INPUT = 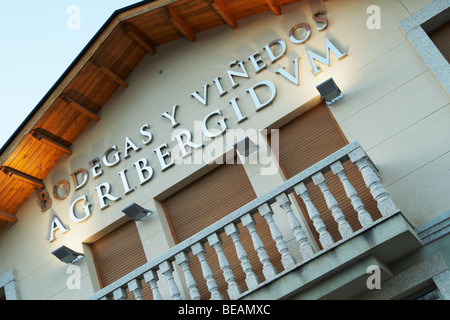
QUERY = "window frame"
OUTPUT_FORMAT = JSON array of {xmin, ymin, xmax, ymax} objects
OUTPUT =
[
  {"xmin": 400, "ymin": 0, "xmax": 450, "ymax": 94},
  {"xmin": 0, "ymin": 269, "xmax": 20, "ymax": 300}
]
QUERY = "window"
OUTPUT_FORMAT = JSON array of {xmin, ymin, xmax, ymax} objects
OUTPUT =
[
  {"xmin": 272, "ymin": 103, "xmax": 380, "ymax": 244},
  {"xmin": 427, "ymin": 20, "xmax": 450, "ymax": 62},
  {"xmin": 403, "ymin": 285, "xmax": 441, "ymax": 300},
  {"xmin": 400, "ymin": 1, "xmax": 450, "ymax": 94},
  {"xmin": 90, "ymin": 220, "xmax": 152, "ymax": 299},
  {"xmin": 162, "ymin": 162, "xmax": 282, "ymax": 299}
]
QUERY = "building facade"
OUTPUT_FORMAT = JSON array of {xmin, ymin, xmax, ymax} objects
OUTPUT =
[{"xmin": 1, "ymin": 0, "xmax": 450, "ymax": 300}]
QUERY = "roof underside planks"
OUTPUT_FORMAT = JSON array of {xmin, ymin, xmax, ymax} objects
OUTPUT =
[{"xmin": 0, "ymin": 0, "xmax": 306, "ymax": 231}]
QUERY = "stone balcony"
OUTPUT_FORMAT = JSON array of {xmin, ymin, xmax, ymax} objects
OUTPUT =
[{"xmin": 87, "ymin": 141, "xmax": 422, "ymax": 300}]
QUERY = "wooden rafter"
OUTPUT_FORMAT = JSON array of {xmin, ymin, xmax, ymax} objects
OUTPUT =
[
  {"xmin": 0, "ymin": 166, "xmax": 45, "ymax": 190},
  {"xmin": 0, "ymin": 0, "xmax": 307, "ymax": 233},
  {"xmin": 117, "ymin": 0, "xmax": 179, "ymax": 21},
  {"xmin": 265, "ymin": 0, "xmax": 281, "ymax": 16},
  {"xmin": 122, "ymin": 23, "xmax": 157, "ymax": 55},
  {"xmin": 212, "ymin": 0, "xmax": 237, "ymax": 29},
  {"xmin": 0, "ymin": 211, "xmax": 18, "ymax": 224},
  {"xmin": 0, "ymin": 9, "xmax": 123, "ymax": 167},
  {"xmin": 91, "ymin": 60, "xmax": 129, "ymax": 88},
  {"xmin": 30, "ymin": 130, "xmax": 72, "ymax": 155},
  {"xmin": 61, "ymin": 95, "xmax": 101, "ymax": 122},
  {"xmin": 167, "ymin": 5, "xmax": 196, "ymax": 42}
]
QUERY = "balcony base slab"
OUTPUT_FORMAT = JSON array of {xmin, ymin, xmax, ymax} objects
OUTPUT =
[{"xmin": 241, "ymin": 212, "xmax": 423, "ymax": 300}]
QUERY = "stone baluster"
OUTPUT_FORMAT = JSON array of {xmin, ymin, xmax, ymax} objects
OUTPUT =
[
  {"xmin": 275, "ymin": 193, "xmax": 315, "ymax": 260},
  {"xmin": 241, "ymin": 213, "xmax": 277, "ymax": 281},
  {"xmin": 127, "ymin": 279, "xmax": 143, "ymax": 300},
  {"xmin": 191, "ymin": 242, "xmax": 224, "ymax": 300},
  {"xmin": 159, "ymin": 261, "xmax": 182, "ymax": 300},
  {"xmin": 113, "ymin": 287, "xmax": 128, "ymax": 300},
  {"xmin": 143, "ymin": 269, "xmax": 163, "ymax": 300},
  {"xmin": 225, "ymin": 222, "xmax": 260, "ymax": 290},
  {"xmin": 258, "ymin": 203, "xmax": 296, "ymax": 270},
  {"xmin": 294, "ymin": 182, "xmax": 334, "ymax": 249},
  {"xmin": 330, "ymin": 160, "xmax": 374, "ymax": 228},
  {"xmin": 349, "ymin": 147, "xmax": 400, "ymax": 217},
  {"xmin": 312, "ymin": 172, "xmax": 354, "ymax": 239},
  {"xmin": 207, "ymin": 232, "xmax": 242, "ymax": 299},
  {"xmin": 175, "ymin": 251, "xmax": 201, "ymax": 300}
]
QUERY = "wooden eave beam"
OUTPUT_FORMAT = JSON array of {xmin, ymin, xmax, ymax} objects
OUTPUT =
[
  {"xmin": 0, "ymin": 166, "xmax": 45, "ymax": 190},
  {"xmin": 0, "ymin": 211, "xmax": 18, "ymax": 224},
  {"xmin": 30, "ymin": 130, "xmax": 72, "ymax": 156},
  {"xmin": 118, "ymin": 0, "xmax": 179, "ymax": 21},
  {"xmin": 122, "ymin": 23, "xmax": 157, "ymax": 55},
  {"xmin": 0, "ymin": 14, "xmax": 123, "ymax": 166},
  {"xmin": 212, "ymin": 0, "xmax": 237, "ymax": 29},
  {"xmin": 265, "ymin": 0, "xmax": 281, "ymax": 16},
  {"xmin": 61, "ymin": 95, "xmax": 101, "ymax": 122},
  {"xmin": 167, "ymin": 5, "xmax": 196, "ymax": 42},
  {"xmin": 91, "ymin": 60, "xmax": 129, "ymax": 88}
]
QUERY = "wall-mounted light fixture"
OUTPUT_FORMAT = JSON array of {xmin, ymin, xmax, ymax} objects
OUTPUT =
[
  {"xmin": 233, "ymin": 136, "xmax": 259, "ymax": 157},
  {"xmin": 52, "ymin": 245, "xmax": 84, "ymax": 264},
  {"xmin": 122, "ymin": 202, "xmax": 152, "ymax": 221},
  {"xmin": 316, "ymin": 78, "xmax": 344, "ymax": 106}
]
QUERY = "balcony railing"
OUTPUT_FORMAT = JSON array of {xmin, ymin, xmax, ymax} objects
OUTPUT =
[{"xmin": 87, "ymin": 141, "xmax": 401, "ymax": 300}]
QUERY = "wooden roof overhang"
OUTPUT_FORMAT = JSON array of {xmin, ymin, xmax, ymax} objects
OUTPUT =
[{"xmin": 0, "ymin": 0, "xmax": 313, "ymax": 231}]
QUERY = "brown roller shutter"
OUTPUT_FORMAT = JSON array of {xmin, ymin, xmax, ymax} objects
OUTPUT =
[
  {"xmin": 429, "ymin": 22, "xmax": 450, "ymax": 63},
  {"xmin": 275, "ymin": 103, "xmax": 381, "ymax": 244},
  {"xmin": 91, "ymin": 220, "xmax": 152, "ymax": 299},
  {"xmin": 163, "ymin": 163, "xmax": 282, "ymax": 299}
]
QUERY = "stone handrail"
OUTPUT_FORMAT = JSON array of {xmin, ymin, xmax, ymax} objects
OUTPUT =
[{"xmin": 87, "ymin": 141, "xmax": 400, "ymax": 300}]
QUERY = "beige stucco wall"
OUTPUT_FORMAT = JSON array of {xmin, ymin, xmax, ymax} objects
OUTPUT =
[{"xmin": 0, "ymin": 0, "xmax": 448, "ymax": 299}]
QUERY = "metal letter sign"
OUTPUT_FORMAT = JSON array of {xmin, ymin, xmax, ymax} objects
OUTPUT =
[{"xmin": 44, "ymin": 9, "xmax": 348, "ymax": 242}]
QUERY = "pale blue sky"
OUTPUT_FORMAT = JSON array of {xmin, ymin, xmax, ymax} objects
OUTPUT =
[{"xmin": 0, "ymin": 0, "xmax": 140, "ymax": 149}]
